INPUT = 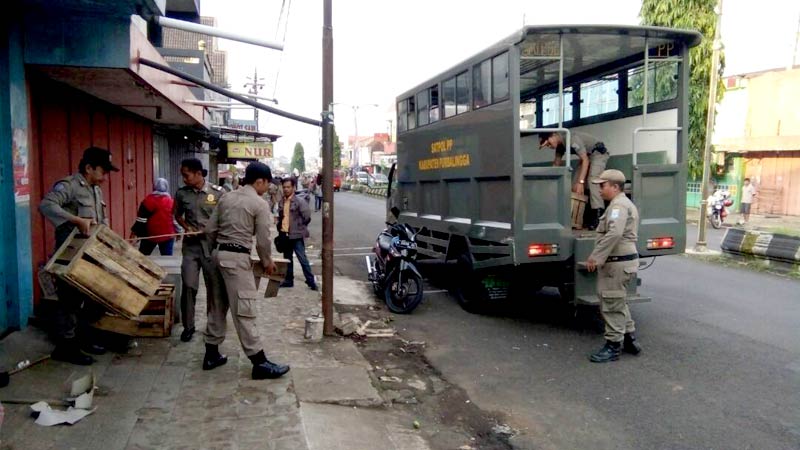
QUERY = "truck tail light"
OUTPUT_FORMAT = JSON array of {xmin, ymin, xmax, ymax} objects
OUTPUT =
[
  {"xmin": 528, "ymin": 243, "xmax": 559, "ymax": 257},
  {"xmin": 647, "ymin": 237, "xmax": 674, "ymax": 250}
]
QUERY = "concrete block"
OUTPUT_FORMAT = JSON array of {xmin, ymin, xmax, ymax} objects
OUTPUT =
[{"xmin": 292, "ymin": 366, "xmax": 382, "ymax": 406}]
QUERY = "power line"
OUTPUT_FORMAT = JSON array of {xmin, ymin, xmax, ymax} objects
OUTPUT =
[{"xmin": 272, "ymin": 0, "xmax": 292, "ymax": 99}]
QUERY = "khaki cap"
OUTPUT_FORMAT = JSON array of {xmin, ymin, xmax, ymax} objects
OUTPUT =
[{"xmin": 591, "ymin": 169, "xmax": 626, "ymax": 184}]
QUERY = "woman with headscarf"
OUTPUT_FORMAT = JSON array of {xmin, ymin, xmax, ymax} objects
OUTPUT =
[{"xmin": 131, "ymin": 178, "xmax": 177, "ymax": 255}]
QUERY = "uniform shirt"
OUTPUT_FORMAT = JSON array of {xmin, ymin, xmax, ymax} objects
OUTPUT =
[
  {"xmin": 570, "ymin": 131, "xmax": 597, "ymax": 158},
  {"xmin": 589, "ymin": 192, "xmax": 639, "ymax": 265},
  {"xmin": 741, "ymin": 184, "xmax": 756, "ymax": 204},
  {"xmin": 40, "ymin": 173, "xmax": 107, "ymax": 246},
  {"xmin": 206, "ymin": 185, "xmax": 273, "ymax": 266},
  {"xmin": 568, "ymin": 131, "xmax": 597, "ymax": 185},
  {"xmin": 174, "ymin": 181, "xmax": 224, "ymax": 230}
]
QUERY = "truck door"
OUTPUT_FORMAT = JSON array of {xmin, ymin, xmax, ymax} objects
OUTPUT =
[{"xmin": 632, "ymin": 163, "xmax": 686, "ymax": 256}]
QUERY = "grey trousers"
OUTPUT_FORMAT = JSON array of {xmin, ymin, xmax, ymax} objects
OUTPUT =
[
  {"xmin": 204, "ymin": 250, "xmax": 262, "ymax": 357},
  {"xmin": 180, "ymin": 241, "xmax": 216, "ymax": 330}
]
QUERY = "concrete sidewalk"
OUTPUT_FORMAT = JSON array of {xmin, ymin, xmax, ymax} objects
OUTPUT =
[{"xmin": 0, "ymin": 273, "xmax": 430, "ymax": 450}]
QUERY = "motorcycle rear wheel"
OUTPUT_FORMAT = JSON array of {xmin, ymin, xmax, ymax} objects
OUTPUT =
[{"xmin": 384, "ymin": 269, "xmax": 423, "ymax": 314}]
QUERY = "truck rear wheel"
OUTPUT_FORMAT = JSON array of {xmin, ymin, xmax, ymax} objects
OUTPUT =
[{"xmin": 449, "ymin": 254, "xmax": 490, "ymax": 314}]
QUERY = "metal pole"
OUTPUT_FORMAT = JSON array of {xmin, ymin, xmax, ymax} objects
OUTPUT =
[
  {"xmin": 321, "ymin": 0, "xmax": 335, "ymax": 336},
  {"xmin": 154, "ymin": 16, "xmax": 284, "ymax": 51},
  {"xmin": 138, "ymin": 58, "xmax": 321, "ymax": 126},
  {"xmin": 695, "ymin": 0, "xmax": 723, "ymax": 252}
]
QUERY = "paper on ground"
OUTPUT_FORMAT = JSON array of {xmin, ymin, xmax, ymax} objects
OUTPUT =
[{"xmin": 30, "ymin": 402, "xmax": 95, "ymax": 426}]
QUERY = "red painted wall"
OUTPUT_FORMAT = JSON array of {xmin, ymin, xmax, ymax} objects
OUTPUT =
[{"xmin": 29, "ymin": 77, "xmax": 153, "ymax": 301}]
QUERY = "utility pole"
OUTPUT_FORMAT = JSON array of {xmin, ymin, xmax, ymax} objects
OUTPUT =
[
  {"xmin": 321, "ymin": 0, "xmax": 335, "ymax": 335},
  {"xmin": 243, "ymin": 67, "xmax": 265, "ymax": 130},
  {"xmin": 695, "ymin": 0, "xmax": 724, "ymax": 252}
]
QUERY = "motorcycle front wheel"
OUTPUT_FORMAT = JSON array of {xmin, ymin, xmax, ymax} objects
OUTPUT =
[
  {"xmin": 710, "ymin": 213, "xmax": 722, "ymax": 229},
  {"xmin": 384, "ymin": 269, "xmax": 423, "ymax": 314}
]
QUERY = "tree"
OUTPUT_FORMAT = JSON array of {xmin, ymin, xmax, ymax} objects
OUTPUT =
[
  {"xmin": 333, "ymin": 128, "xmax": 343, "ymax": 169},
  {"xmin": 640, "ymin": 0, "xmax": 725, "ymax": 179},
  {"xmin": 291, "ymin": 142, "xmax": 306, "ymax": 173}
]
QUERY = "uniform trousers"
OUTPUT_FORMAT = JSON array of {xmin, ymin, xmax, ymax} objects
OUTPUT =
[
  {"xmin": 597, "ymin": 260, "xmax": 637, "ymax": 342},
  {"xmin": 180, "ymin": 240, "xmax": 216, "ymax": 330},
  {"xmin": 204, "ymin": 249, "xmax": 262, "ymax": 356}
]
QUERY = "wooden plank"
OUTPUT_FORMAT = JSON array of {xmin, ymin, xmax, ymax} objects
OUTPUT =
[
  {"xmin": 62, "ymin": 273, "xmax": 131, "ymax": 317},
  {"xmin": 92, "ymin": 315, "xmax": 167, "ymax": 337},
  {"xmin": 95, "ymin": 226, "xmax": 166, "ymax": 280},
  {"xmin": 68, "ymin": 258, "xmax": 148, "ymax": 318},
  {"xmin": 83, "ymin": 240, "xmax": 162, "ymax": 296}
]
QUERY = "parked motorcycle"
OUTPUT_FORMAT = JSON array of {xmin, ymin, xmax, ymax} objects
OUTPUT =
[
  {"xmin": 366, "ymin": 208, "xmax": 424, "ymax": 314},
  {"xmin": 706, "ymin": 189, "xmax": 733, "ymax": 229}
]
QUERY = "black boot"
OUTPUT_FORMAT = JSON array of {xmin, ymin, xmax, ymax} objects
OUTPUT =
[
  {"xmin": 180, "ymin": 327, "xmax": 195, "ymax": 342},
  {"xmin": 249, "ymin": 350, "xmax": 290, "ymax": 380},
  {"xmin": 589, "ymin": 340, "xmax": 621, "ymax": 363},
  {"xmin": 52, "ymin": 339, "xmax": 94, "ymax": 366},
  {"xmin": 81, "ymin": 342, "xmax": 107, "ymax": 355},
  {"xmin": 202, "ymin": 343, "xmax": 228, "ymax": 371},
  {"xmin": 623, "ymin": 332, "xmax": 642, "ymax": 355}
]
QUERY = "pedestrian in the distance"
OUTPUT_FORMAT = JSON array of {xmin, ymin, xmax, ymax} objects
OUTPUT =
[
  {"xmin": 203, "ymin": 162, "xmax": 290, "ymax": 379},
  {"xmin": 277, "ymin": 177, "xmax": 318, "ymax": 290},
  {"xmin": 313, "ymin": 174, "xmax": 323, "ymax": 212},
  {"xmin": 131, "ymin": 178, "xmax": 176, "ymax": 255},
  {"xmin": 739, "ymin": 178, "xmax": 757, "ymax": 224},
  {"xmin": 584, "ymin": 169, "xmax": 642, "ymax": 363}
]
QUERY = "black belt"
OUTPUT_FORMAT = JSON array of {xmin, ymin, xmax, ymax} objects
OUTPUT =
[
  {"xmin": 606, "ymin": 254, "xmax": 638, "ymax": 263},
  {"xmin": 217, "ymin": 243, "xmax": 250, "ymax": 254}
]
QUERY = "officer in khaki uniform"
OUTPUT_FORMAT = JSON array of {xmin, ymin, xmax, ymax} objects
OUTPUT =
[
  {"xmin": 39, "ymin": 146, "xmax": 119, "ymax": 365},
  {"xmin": 585, "ymin": 169, "xmax": 643, "ymax": 363},
  {"xmin": 203, "ymin": 162, "xmax": 290, "ymax": 380},
  {"xmin": 174, "ymin": 158, "xmax": 224, "ymax": 342}
]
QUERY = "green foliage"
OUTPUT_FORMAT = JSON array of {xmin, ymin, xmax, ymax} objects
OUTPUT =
[
  {"xmin": 333, "ymin": 128, "xmax": 343, "ymax": 169},
  {"xmin": 640, "ymin": 0, "xmax": 725, "ymax": 179},
  {"xmin": 291, "ymin": 142, "xmax": 306, "ymax": 173}
]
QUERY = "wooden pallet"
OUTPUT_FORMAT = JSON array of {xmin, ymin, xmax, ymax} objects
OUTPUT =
[
  {"xmin": 571, "ymin": 193, "xmax": 588, "ymax": 229},
  {"xmin": 44, "ymin": 225, "xmax": 167, "ymax": 319},
  {"xmin": 91, "ymin": 285, "xmax": 175, "ymax": 337}
]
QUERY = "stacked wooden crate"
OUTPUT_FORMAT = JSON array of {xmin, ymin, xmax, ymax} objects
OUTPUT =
[
  {"xmin": 44, "ymin": 225, "xmax": 172, "ymax": 336},
  {"xmin": 92, "ymin": 285, "xmax": 175, "ymax": 337}
]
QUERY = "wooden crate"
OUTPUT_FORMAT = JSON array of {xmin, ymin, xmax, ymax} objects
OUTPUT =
[
  {"xmin": 44, "ymin": 225, "xmax": 167, "ymax": 319},
  {"xmin": 571, "ymin": 193, "xmax": 588, "ymax": 229},
  {"xmin": 91, "ymin": 284, "xmax": 175, "ymax": 337}
]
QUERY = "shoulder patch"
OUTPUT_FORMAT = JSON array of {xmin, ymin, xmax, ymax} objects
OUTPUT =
[
  {"xmin": 610, "ymin": 208, "xmax": 621, "ymax": 220},
  {"xmin": 52, "ymin": 182, "xmax": 69, "ymax": 193}
]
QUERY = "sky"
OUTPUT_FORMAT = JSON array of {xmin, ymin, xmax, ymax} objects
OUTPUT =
[{"xmin": 201, "ymin": 0, "xmax": 800, "ymax": 162}]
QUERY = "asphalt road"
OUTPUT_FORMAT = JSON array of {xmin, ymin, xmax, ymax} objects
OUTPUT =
[{"xmin": 329, "ymin": 192, "xmax": 800, "ymax": 450}]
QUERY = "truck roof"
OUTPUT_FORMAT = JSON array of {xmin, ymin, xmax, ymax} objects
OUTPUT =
[{"xmin": 398, "ymin": 24, "xmax": 703, "ymax": 101}]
